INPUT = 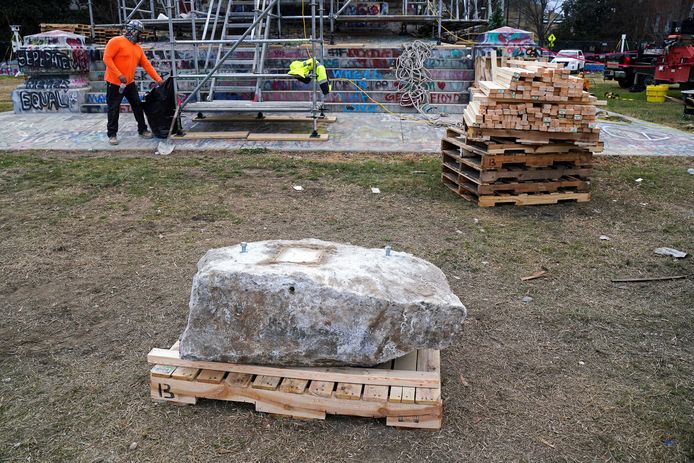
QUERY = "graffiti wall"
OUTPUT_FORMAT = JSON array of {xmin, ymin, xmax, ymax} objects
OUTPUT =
[
  {"xmin": 13, "ymin": 31, "xmax": 90, "ymax": 113},
  {"xmin": 11, "ymin": 38, "xmax": 474, "ymax": 114}
]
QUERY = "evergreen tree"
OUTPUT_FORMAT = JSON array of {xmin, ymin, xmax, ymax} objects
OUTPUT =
[{"xmin": 488, "ymin": 2, "xmax": 505, "ymax": 30}]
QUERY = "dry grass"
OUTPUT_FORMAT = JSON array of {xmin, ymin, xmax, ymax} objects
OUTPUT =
[
  {"xmin": 0, "ymin": 151, "xmax": 692, "ymax": 462},
  {"xmin": 0, "ymin": 76, "xmax": 22, "ymax": 112}
]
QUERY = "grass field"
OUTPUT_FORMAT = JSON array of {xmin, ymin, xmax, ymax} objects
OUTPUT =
[
  {"xmin": 587, "ymin": 75, "xmax": 693, "ymax": 132},
  {"xmin": 0, "ymin": 151, "xmax": 691, "ymax": 462},
  {"xmin": 0, "ymin": 76, "xmax": 22, "ymax": 112}
]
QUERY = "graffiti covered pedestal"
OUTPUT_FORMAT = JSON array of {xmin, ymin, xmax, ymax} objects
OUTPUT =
[{"xmin": 13, "ymin": 31, "xmax": 91, "ymax": 113}]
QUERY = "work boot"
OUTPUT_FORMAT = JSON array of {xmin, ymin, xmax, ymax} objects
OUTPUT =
[
  {"xmin": 108, "ymin": 136, "xmax": 119, "ymax": 145},
  {"xmin": 139, "ymin": 130, "xmax": 154, "ymax": 139}
]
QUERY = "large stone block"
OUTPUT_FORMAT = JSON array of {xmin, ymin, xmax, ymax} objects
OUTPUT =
[{"xmin": 180, "ymin": 239, "xmax": 466, "ymax": 367}]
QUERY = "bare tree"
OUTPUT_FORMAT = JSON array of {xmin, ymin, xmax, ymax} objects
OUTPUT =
[{"xmin": 515, "ymin": 0, "xmax": 563, "ymax": 46}]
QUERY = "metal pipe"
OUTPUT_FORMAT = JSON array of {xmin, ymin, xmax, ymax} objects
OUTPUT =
[
  {"xmin": 335, "ymin": 0, "xmax": 353, "ymax": 17},
  {"xmin": 310, "ymin": 0, "xmax": 318, "ymax": 136},
  {"xmin": 203, "ymin": 0, "xmax": 224, "ymax": 70},
  {"xmin": 177, "ymin": 0, "xmax": 280, "ymax": 111},
  {"xmin": 174, "ymin": 38, "xmax": 319, "ymax": 44},
  {"xmin": 166, "ymin": 0, "xmax": 179, "ymax": 104},
  {"xmin": 208, "ymin": 0, "xmax": 234, "ymax": 101},
  {"xmin": 150, "ymin": 0, "xmax": 155, "ymax": 19},
  {"xmin": 190, "ymin": 0, "xmax": 200, "ymax": 101},
  {"xmin": 437, "ymin": 0, "xmax": 442, "ymax": 43},
  {"xmin": 87, "ymin": 0, "xmax": 96, "ymax": 39},
  {"xmin": 125, "ymin": 0, "xmax": 147, "ymax": 21},
  {"xmin": 329, "ymin": 0, "xmax": 334, "ymax": 41},
  {"xmin": 175, "ymin": 73, "xmax": 296, "ymax": 78}
]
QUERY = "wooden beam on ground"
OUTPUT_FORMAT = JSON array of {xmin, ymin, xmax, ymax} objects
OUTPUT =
[
  {"xmin": 193, "ymin": 115, "xmax": 337, "ymax": 123},
  {"xmin": 246, "ymin": 133, "xmax": 329, "ymax": 142},
  {"xmin": 172, "ymin": 131, "xmax": 249, "ymax": 140}
]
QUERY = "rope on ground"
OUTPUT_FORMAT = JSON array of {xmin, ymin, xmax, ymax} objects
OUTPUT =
[{"xmin": 395, "ymin": 40, "xmax": 459, "ymax": 127}]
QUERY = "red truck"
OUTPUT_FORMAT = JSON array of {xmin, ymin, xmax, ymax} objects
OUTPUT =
[{"xmin": 655, "ymin": 18, "xmax": 694, "ymax": 89}]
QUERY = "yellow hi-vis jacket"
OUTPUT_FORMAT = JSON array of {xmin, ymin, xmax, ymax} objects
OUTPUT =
[{"xmin": 288, "ymin": 58, "xmax": 331, "ymax": 95}]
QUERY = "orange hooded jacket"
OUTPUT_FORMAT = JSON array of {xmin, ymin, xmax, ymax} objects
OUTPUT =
[{"xmin": 103, "ymin": 36, "xmax": 161, "ymax": 86}]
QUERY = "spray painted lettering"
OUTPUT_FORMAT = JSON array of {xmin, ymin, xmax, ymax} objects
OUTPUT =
[
  {"xmin": 19, "ymin": 90, "xmax": 70, "ymax": 111},
  {"xmin": 17, "ymin": 49, "xmax": 90, "ymax": 72}
]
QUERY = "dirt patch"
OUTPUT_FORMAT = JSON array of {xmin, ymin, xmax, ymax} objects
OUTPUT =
[
  {"xmin": 0, "ymin": 76, "xmax": 23, "ymax": 112},
  {"xmin": 0, "ymin": 151, "xmax": 692, "ymax": 462}
]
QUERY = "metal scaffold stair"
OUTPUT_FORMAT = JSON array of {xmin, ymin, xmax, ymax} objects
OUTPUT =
[{"xmin": 163, "ymin": 0, "xmax": 326, "ymax": 136}]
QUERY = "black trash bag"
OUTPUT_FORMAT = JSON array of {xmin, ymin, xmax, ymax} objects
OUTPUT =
[{"xmin": 143, "ymin": 77, "xmax": 180, "ymax": 138}]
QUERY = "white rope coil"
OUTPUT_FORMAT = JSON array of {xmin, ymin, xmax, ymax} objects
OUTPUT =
[{"xmin": 395, "ymin": 40, "xmax": 454, "ymax": 126}]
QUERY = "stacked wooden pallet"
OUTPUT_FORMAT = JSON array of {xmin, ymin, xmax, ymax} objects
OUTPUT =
[
  {"xmin": 148, "ymin": 341, "xmax": 443, "ymax": 429},
  {"xmin": 445, "ymin": 60, "xmax": 602, "ymax": 207},
  {"xmin": 40, "ymin": 23, "xmax": 154, "ymax": 44}
]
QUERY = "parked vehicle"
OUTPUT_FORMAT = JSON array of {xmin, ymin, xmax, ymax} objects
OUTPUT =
[
  {"xmin": 655, "ymin": 19, "xmax": 694, "ymax": 90},
  {"xmin": 551, "ymin": 50, "xmax": 585, "ymax": 72},
  {"xmin": 604, "ymin": 45, "xmax": 663, "ymax": 89}
]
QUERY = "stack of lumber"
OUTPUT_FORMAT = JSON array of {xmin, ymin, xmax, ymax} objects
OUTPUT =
[
  {"xmin": 40, "ymin": 23, "xmax": 154, "ymax": 44},
  {"xmin": 443, "ymin": 60, "xmax": 602, "ymax": 207},
  {"xmin": 464, "ymin": 61, "xmax": 599, "ymax": 134}
]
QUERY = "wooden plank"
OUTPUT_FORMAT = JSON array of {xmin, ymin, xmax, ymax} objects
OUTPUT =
[
  {"xmin": 150, "ymin": 381, "xmax": 197, "ymax": 404},
  {"xmin": 246, "ymin": 133, "xmax": 329, "ymax": 142},
  {"xmin": 196, "ymin": 369, "xmax": 226, "ymax": 384},
  {"xmin": 490, "ymin": 49, "xmax": 497, "ymax": 82},
  {"xmin": 252, "ymin": 375, "xmax": 282, "ymax": 391},
  {"xmin": 362, "ymin": 384, "xmax": 389, "ymax": 402},
  {"xmin": 150, "ymin": 364, "xmax": 176, "ymax": 378},
  {"xmin": 308, "ymin": 381, "xmax": 334, "ymax": 398},
  {"xmin": 386, "ymin": 413, "xmax": 442, "ymax": 429},
  {"xmin": 148, "ymin": 348, "xmax": 440, "ymax": 388},
  {"xmin": 173, "ymin": 131, "xmax": 249, "ymax": 140},
  {"xmin": 415, "ymin": 350, "xmax": 442, "ymax": 404},
  {"xmin": 389, "ymin": 386, "xmax": 403, "ymax": 403},
  {"xmin": 194, "ymin": 115, "xmax": 337, "ymax": 123},
  {"xmin": 393, "ymin": 351, "xmax": 418, "ymax": 371},
  {"xmin": 335, "ymin": 383, "xmax": 363, "ymax": 400},
  {"xmin": 150, "ymin": 376, "xmax": 440, "ymax": 419},
  {"xmin": 225, "ymin": 372, "xmax": 253, "ymax": 388},
  {"xmin": 171, "ymin": 366, "xmax": 200, "ymax": 381},
  {"xmin": 255, "ymin": 400, "xmax": 327, "ymax": 420},
  {"xmin": 394, "ymin": 352, "xmax": 418, "ymax": 405},
  {"xmin": 478, "ymin": 192, "xmax": 592, "ymax": 207},
  {"xmin": 279, "ymin": 378, "xmax": 309, "ymax": 394}
]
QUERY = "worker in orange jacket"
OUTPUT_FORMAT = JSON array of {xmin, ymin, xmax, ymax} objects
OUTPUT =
[{"xmin": 103, "ymin": 20, "xmax": 163, "ymax": 145}]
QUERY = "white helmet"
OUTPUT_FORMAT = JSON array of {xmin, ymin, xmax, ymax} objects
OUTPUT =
[{"xmin": 124, "ymin": 20, "xmax": 145, "ymax": 43}]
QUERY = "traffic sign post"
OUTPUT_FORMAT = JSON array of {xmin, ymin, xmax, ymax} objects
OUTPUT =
[{"xmin": 547, "ymin": 33, "xmax": 556, "ymax": 49}]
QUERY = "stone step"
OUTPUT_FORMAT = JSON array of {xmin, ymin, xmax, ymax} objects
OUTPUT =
[
  {"xmin": 87, "ymin": 78, "xmax": 471, "ymax": 93},
  {"xmin": 89, "ymin": 67, "xmax": 475, "ymax": 82},
  {"xmin": 142, "ymin": 55, "xmax": 473, "ymax": 69},
  {"xmin": 80, "ymin": 99, "xmax": 466, "ymax": 114},
  {"xmin": 83, "ymin": 89, "xmax": 467, "ymax": 106}
]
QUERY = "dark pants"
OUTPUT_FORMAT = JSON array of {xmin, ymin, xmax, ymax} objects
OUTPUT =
[{"xmin": 106, "ymin": 82, "xmax": 148, "ymax": 137}]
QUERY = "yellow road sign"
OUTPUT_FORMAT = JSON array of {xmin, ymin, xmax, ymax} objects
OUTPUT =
[{"xmin": 548, "ymin": 33, "xmax": 556, "ymax": 42}]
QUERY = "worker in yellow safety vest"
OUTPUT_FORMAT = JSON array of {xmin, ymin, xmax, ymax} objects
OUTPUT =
[{"xmin": 288, "ymin": 58, "xmax": 331, "ymax": 95}]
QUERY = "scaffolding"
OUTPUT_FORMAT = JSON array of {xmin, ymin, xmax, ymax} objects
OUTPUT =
[{"xmin": 98, "ymin": 0, "xmax": 489, "ymax": 137}]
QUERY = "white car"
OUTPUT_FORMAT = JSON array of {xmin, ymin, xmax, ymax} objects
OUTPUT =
[{"xmin": 551, "ymin": 49, "xmax": 585, "ymax": 73}]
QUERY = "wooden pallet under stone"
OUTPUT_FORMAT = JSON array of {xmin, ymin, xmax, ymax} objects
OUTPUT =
[{"xmin": 149, "ymin": 342, "xmax": 443, "ymax": 429}]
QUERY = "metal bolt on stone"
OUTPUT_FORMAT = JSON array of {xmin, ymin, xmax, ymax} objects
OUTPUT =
[
  {"xmin": 240, "ymin": 242, "xmax": 248, "ymax": 253},
  {"xmin": 385, "ymin": 245, "xmax": 391, "ymax": 256}
]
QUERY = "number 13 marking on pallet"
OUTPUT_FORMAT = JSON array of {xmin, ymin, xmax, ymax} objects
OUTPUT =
[{"xmin": 158, "ymin": 383, "xmax": 175, "ymax": 399}]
